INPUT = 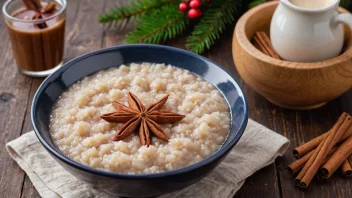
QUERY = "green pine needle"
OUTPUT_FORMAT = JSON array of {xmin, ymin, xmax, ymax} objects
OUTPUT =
[
  {"xmin": 124, "ymin": 4, "xmax": 189, "ymax": 44},
  {"xmin": 340, "ymin": 0, "xmax": 352, "ymax": 8},
  {"xmin": 100, "ymin": 0, "xmax": 352, "ymax": 54},
  {"xmin": 249, "ymin": 0, "xmax": 267, "ymax": 8},
  {"xmin": 186, "ymin": 0, "xmax": 245, "ymax": 54},
  {"xmin": 99, "ymin": 0, "xmax": 179, "ymax": 29}
]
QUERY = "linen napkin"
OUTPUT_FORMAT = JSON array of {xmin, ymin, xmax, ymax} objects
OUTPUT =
[{"xmin": 6, "ymin": 119, "xmax": 289, "ymax": 198}]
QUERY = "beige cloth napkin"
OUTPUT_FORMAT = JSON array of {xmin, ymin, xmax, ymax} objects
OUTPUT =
[{"xmin": 6, "ymin": 119, "xmax": 289, "ymax": 198}]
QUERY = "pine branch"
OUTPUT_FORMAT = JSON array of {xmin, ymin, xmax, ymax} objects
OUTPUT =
[
  {"xmin": 124, "ymin": 4, "xmax": 189, "ymax": 44},
  {"xmin": 249, "ymin": 0, "xmax": 268, "ymax": 8},
  {"xmin": 186, "ymin": 0, "xmax": 246, "ymax": 54},
  {"xmin": 98, "ymin": 0, "xmax": 179, "ymax": 29},
  {"xmin": 340, "ymin": 0, "xmax": 352, "ymax": 8}
]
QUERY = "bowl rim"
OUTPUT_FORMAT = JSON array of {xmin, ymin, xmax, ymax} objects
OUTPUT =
[
  {"xmin": 31, "ymin": 44, "xmax": 249, "ymax": 179},
  {"xmin": 234, "ymin": 1, "xmax": 352, "ymax": 70}
]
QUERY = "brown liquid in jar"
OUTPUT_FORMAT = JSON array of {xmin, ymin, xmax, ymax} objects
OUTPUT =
[{"xmin": 6, "ymin": 4, "xmax": 65, "ymax": 72}]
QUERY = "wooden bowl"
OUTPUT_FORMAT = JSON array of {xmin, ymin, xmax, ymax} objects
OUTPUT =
[{"xmin": 232, "ymin": 1, "xmax": 352, "ymax": 110}]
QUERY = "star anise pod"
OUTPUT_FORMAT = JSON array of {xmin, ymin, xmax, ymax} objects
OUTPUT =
[{"xmin": 101, "ymin": 92, "xmax": 185, "ymax": 147}]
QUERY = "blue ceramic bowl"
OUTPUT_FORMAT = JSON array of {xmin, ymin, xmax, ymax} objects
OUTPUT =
[{"xmin": 31, "ymin": 44, "xmax": 248, "ymax": 197}]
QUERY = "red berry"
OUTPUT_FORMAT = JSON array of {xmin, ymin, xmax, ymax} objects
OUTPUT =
[
  {"xmin": 188, "ymin": 8, "xmax": 199, "ymax": 19},
  {"xmin": 179, "ymin": 2, "xmax": 188, "ymax": 11},
  {"xmin": 206, "ymin": 0, "xmax": 210, "ymax": 2},
  {"xmin": 190, "ymin": 0, "xmax": 201, "ymax": 8},
  {"xmin": 197, "ymin": 9, "xmax": 202, "ymax": 16}
]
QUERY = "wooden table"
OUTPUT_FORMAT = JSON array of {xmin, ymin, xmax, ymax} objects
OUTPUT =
[{"xmin": 1, "ymin": 0, "xmax": 351, "ymax": 197}]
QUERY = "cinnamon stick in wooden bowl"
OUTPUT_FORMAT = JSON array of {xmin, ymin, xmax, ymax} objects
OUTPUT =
[{"xmin": 232, "ymin": 1, "xmax": 352, "ymax": 110}]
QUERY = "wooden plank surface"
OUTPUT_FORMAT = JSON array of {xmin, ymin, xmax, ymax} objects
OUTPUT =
[
  {"xmin": 277, "ymin": 101, "xmax": 352, "ymax": 198},
  {"xmin": 0, "ymin": 0, "xmax": 351, "ymax": 197},
  {"xmin": 18, "ymin": 0, "xmax": 107, "ymax": 197},
  {"xmin": 0, "ymin": 0, "xmax": 32, "ymax": 196}
]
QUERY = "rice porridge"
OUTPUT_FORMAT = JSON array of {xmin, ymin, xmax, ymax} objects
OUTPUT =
[{"xmin": 50, "ymin": 63, "xmax": 230, "ymax": 174}]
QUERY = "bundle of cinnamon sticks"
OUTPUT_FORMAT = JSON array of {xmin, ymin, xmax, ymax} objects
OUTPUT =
[
  {"xmin": 251, "ymin": 31, "xmax": 281, "ymax": 60},
  {"xmin": 288, "ymin": 112, "xmax": 352, "ymax": 188}
]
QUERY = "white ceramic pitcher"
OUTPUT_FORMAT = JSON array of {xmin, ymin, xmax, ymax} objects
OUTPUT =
[{"xmin": 270, "ymin": 0, "xmax": 352, "ymax": 62}]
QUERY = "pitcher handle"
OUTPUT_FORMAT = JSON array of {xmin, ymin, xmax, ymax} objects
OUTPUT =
[
  {"xmin": 331, "ymin": 13, "xmax": 352, "ymax": 28},
  {"xmin": 330, "ymin": 13, "xmax": 352, "ymax": 88}
]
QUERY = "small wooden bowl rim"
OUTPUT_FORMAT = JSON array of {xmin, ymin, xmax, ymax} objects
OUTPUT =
[{"xmin": 235, "ymin": 1, "xmax": 352, "ymax": 70}]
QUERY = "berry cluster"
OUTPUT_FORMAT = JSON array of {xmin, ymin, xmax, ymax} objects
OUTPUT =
[{"xmin": 179, "ymin": 0, "xmax": 210, "ymax": 19}]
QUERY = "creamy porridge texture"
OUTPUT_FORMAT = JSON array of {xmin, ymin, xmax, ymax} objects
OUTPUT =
[{"xmin": 50, "ymin": 63, "xmax": 230, "ymax": 174}]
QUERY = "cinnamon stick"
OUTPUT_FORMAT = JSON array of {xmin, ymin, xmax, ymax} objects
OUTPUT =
[
  {"xmin": 321, "ymin": 130, "xmax": 352, "ymax": 179},
  {"xmin": 251, "ymin": 31, "xmax": 281, "ymax": 60},
  {"xmin": 288, "ymin": 147, "xmax": 337, "ymax": 174},
  {"xmin": 30, "ymin": 2, "xmax": 56, "ymax": 29},
  {"xmin": 293, "ymin": 133, "xmax": 328, "ymax": 158},
  {"xmin": 32, "ymin": 13, "xmax": 48, "ymax": 29},
  {"xmin": 296, "ymin": 113, "xmax": 350, "ymax": 188},
  {"xmin": 294, "ymin": 136, "xmax": 325, "ymax": 186},
  {"xmin": 293, "ymin": 112, "xmax": 352, "ymax": 158},
  {"xmin": 289, "ymin": 150, "xmax": 315, "ymax": 174},
  {"xmin": 255, "ymin": 32, "xmax": 281, "ymax": 59},
  {"xmin": 252, "ymin": 36, "xmax": 270, "ymax": 56},
  {"xmin": 23, "ymin": 0, "xmax": 42, "ymax": 10},
  {"xmin": 341, "ymin": 155, "xmax": 352, "ymax": 177},
  {"xmin": 42, "ymin": 2, "xmax": 56, "ymax": 13}
]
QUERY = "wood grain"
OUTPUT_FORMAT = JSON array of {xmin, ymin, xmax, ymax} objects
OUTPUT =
[
  {"xmin": 0, "ymin": 0, "xmax": 351, "ymax": 198},
  {"xmin": 63, "ymin": 0, "xmax": 106, "ymax": 60},
  {"xmin": 233, "ymin": 1, "xmax": 352, "ymax": 110},
  {"xmin": 19, "ymin": 0, "xmax": 106, "ymax": 197},
  {"xmin": 233, "ymin": 66, "xmax": 282, "ymax": 198},
  {"xmin": 0, "ymin": 0, "xmax": 32, "ymax": 197},
  {"xmin": 278, "ymin": 101, "xmax": 352, "ymax": 198},
  {"xmin": 199, "ymin": 30, "xmax": 281, "ymax": 198},
  {"xmin": 20, "ymin": 79, "xmax": 44, "ymax": 198},
  {"xmin": 103, "ymin": 0, "xmax": 132, "ymax": 48}
]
